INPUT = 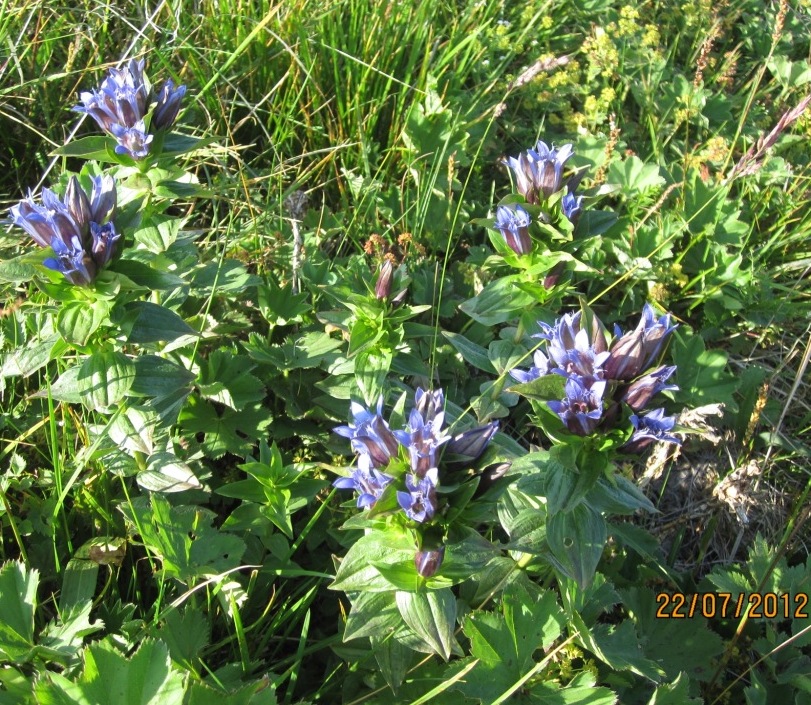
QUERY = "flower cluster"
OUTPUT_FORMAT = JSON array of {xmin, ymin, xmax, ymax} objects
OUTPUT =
[
  {"xmin": 493, "ymin": 139, "xmax": 584, "ymax": 255},
  {"xmin": 10, "ymin": 176, "xmax": 119, "ymax": 286},
  {"xmin": 334, "ymin": 389, "xmax": 498, "ymax": 522},
  {"xmin": 510, "ymin": 305, "xmax": 680, "ymax": 449},
  {"xmin": 74, "ymin": 58, "xmax": 186, "ymax": 160}
]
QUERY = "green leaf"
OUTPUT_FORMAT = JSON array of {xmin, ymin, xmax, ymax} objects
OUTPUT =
[
  {"xmin": 459, "ymin": 277, "xmax": 536, "ymax": 326},
  {"xmin": 547, "ymin": 504, "xmax": 607, "ymax": 589},
  {"xmin": 132, "ymin": 214, "xmax": 182, "ymax": 253},
  {"xmin": 449, "ymin": 582, "xmax": 565, "ymax": 702},
  {"xmin": 57, "ymin": 300, "xmax": 109, "ymax": 346},
  {"xmin": 0, "ymin": 561, "xmax": 38, "ymax": 661},
  {"xmin": 78, "ymin": 351, "xmax": 135, "ymax": 409},
  {"xmin": 137, "ymin": 452, "xmax": 204, "ymax": 493},
  {"xmin": 331, "ymin": 530, "xmax": 416, "ymax": 593},
  {"xmin": 123, "ymin": 302, "xmax": 198, "ymax": 345},
  {"xmin": 110, "ymin": 260, "xmax": 186, "ymax": 290},
  {"xmin": 34, "ymin": 638, "xmax": 185, "ymax": 705},
  {"xmin": 370, "ymin": 633, "xmax": 412, "ymax": 695},
  {"xmin": 588, "ymin": 475, "xmax": 656, "ymax": 515},
  {"xmin": 354, "ymin": 348, "xmax": 392, "ymax": 406},
  {"xmin": 197, "ymin": 349, "xmax": 265, "ymax": 411},
  {"xmin": 672, "ymin": 330, "xmax": 738, "ymax": 409},
  {"xmin": 39, "ymin": 600, "xmax": 104, "ymax": 663},
  {"xmin": 395, "ymin": 588, "xmax": 457, "ymax": 660},
  {"xmin": 647, "ymin": 673, "xmax": 702, "ymax": 705},
  {"xmin": 0, "ymin": 255, "xmax": 39, "ymax": 284},
  {"xmin": 0, "ymin": 666, "xmax": 33, "ymax": 705},
  {"xmin": 52, "ymin": 135, "xmax": 118, "ymax": 160},
  {"xmin": 178, "ymin": 398, "xmax": 271, "ymax": 459},
  {"xmin": 186, "ymin": 678, "xmax": 277, "ymax": 705},
  {"xmin": 344, "ymin": 591, "xmax": 402, "ymax": 642},
  {"xmin": 191, "ymin": 260, "xmax": 260, "ymax": 295},
  {"xmin": 46, "ymin": 365, "xmax": 84, "ymax": 403},
  {"xmin": 441, "ymin": 332, "xmax": 496, "ymax": 373},
  {"xmin": 150, "ymin": 607, "xmax": 209, "ymax": 672},
  {"xmin": 348, "ymin": 319, "xmax": 383, "ymax": 356},
  {"xmin": 1, "ymin": 334, "xmax": 63, "ymax": 379},
  {"xmin": 130, "ymin": 355, "xmax": 195, "ymax": 398},
  {"xmin": 607, "ymin": 155, "xmax": 666, "ymax": 197},
  {"xmin": 161, "ymin": 133, "xmax": 219, "ymax": 156}
]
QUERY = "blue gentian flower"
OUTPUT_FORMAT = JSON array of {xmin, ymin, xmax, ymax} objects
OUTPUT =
[
  {"xmin": 397, "ymin": 469, "xmax": 439, "ymax": 523},
  {"xmin": 623, "ymin": 408, "xmax": 681, "ymax": 452},
  {"xmin": 333, "ymin": 461, "xmax": 394, "ymax": 510},
  {"xmin": 539, "ymin": 312, "xmax": 610, "ymax": 383},
  {"xmin": 562, "ymin": 190, "xmax": 583, "ymax": 222},
  {"xmin": 446, "ymin": 421, "xmax": 499, "ymax": 460},
  {"xmin": 394, "ymin": 389, "xmax": 450, "ymax": 477},
  {"xmin": 604, "ymin": 304, "xmax": 679, "ymax": 381},
  {"xmin": 493, "ymin": 203, "xmax": 532, "ymax": 255},
  {"xmin": 10, "ymin": 175, "xmax": 119, "ymax": 286},
  {"xmin": 548, "ymin": 377, "xmax": 607, "ymax": 436},
  {"xmin": 74, "ymin": 59, "xmax": 186, "ymax": 160},
  {"xmin": 509, "ymin": 349, "xmax": 552, "ymax": 384},
  {"xmin": 622, "ymin": 365, "xmax": 678, "ymax": 411},
  {"xmin": 334, "ymin": 397, "xmax": 399, "ymax": 470},
  {"xmin": 504, "ymin": 140, "xmax": 574, "ymax": 204}
]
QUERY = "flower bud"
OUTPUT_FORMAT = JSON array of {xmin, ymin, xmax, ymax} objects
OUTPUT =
[
  {"xmin": 375, "ymin": 260, "xmax": 393, "ymax": 300},
  {"xmin": 415, "ymin": 545, "xmax": 445, "ymax": 578}
]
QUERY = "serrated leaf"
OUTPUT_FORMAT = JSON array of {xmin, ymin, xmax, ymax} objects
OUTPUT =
[
  {"xmin": 178, "ymin": 398, "xmax": 271, "ymax": 459},
  {"xmin": 395, "ymin": 589, "xmax": 457, "ymax": 660},
  {"xmin": 191, "ymin": 260, "xmax": 259, "ymax": 295},
  {"xmin": 40, "ymin": 601, "xmax": 104, "ymax": 662},
  {"xmin": 672, "ymin": 331, "xmax": 738, "ymax": 409},
  {"xmin": 607, "ymin": 155, "xmax": 666, "ymax": 197},
  {"xmin": 647, "ymin": 673, "xmax": 702, "ymax": 705},
  {"xmin": 0, "ymin": 561, "xmax": 37, "ymax": 661},
  {"xmin": 449, "ymin": 583, "xmax": 565, "ymax": 701},
  {"xmin": 197, "ymin": 349, "xmax": 265, "ymax": 411},
  {"xmin": 34, "ymin": 637, "xmax": 185, "ymax": 705},
  {"xmin": 151, "ymin": 607, "xmax": 209, "ymax": 672}
]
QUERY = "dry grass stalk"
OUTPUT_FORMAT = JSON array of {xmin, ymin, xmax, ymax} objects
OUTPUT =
[{"xmin": 726, "ymin": 93, "xmax": 811, "ymax": 181}]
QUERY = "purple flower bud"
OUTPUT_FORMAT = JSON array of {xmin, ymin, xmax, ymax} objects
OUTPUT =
[
  {"xmin": 89, "ymin": 174, "xmax": 117, "ymax": 225},
  {"xmin": 446, "ymin": 421, "xmax": 498, "ymax": 461},
  {"xmin": 622, "ymin": 365, "xmax": 678, "ymax": 411},
  {"xmin": 606, "ymin": 304, "xmax": 678, "ymax": 381},
  {"xmin": 415, "ymin": 545, "xmax": 445, "ymax": 578},
  {"xmin": 375, "ymin": 260, "xmax": 393, "ymax": 300},
  {"xmin": 64, "ymin": 177, "xmax": 92, "ymax": 238},
  {"xmin": 152, "ymin": 80, "xmax": 187, "ymax": 131},
  {"xmin": 493, "ymin": 204, "xmax": 532, "ymax": 255}
]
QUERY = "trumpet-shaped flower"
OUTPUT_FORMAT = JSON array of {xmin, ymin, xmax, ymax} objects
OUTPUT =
[
  {"xmin": 394, "ymin": 389, "xmax": 450, "ymax": 477},
  {"xmin": 504, "ymin": 140, "xmax": 574, "ymax": 204},
  {"xmin": 605, "ymin": 304, "xmax": 678, "ymax": 380},
  {"xmin": 10, "ymin": 175, "xmax": 120, "ymax": 285},
  {"xmin": 493, "ymin": 204, "xmax": 532, "ymax": 255},
  {"xmin": 333, "ymin": 461, "xmax": 394, "ymax": 510},
  {"xmin": 397, "ymin": 470, "xmax": 439, "ymax": 523},
  {"xmin": 623, "ymin": 408, "xmax": 681, "ymax": 452},
  {"xmin": 548, "ymin": 377, "xmax": 607, "ymax": 436},
  {"xmin": 562, "ymin": 191, "xmax": 583, "ymax": 222},
  {"xmin": 622, "ymin": 365, "xmax": 678, "ymax": 411},
  {"xmin": 509, "ymin": 349, "xmax": 552, "ymax": 384}
]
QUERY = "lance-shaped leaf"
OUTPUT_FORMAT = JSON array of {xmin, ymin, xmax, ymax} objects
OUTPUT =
[
  {"xmin": 395, "ymin": 588, "xmax": 457, "ymax": 660},
  {"xmin": 546, "ymin": 503, "xmax": 607, "ymax": 589}
]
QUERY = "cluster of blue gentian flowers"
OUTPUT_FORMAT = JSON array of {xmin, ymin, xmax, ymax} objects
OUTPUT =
[
  {"xmin": 510, "ymin": 305, "xmax": 681, "ymax": 451},
  {"xmin": 493, "ymin": 140, "xmax": 584, "ymax": 255},
  {"xmin": 334, "ymin": 389, "xmax": 498, "ymax": 522},
  {"xmin": 10, "ymin": 176, "xmax": 119, "ymax": 286},
  {"xmin": 74, "ymin": 58, "xmax": 186, "ymax": 160}
]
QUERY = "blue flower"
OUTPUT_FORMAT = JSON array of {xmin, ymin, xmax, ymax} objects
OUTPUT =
[
  {"xmin": 539, "ymin": 312, "xmax": 610, "ymax": 383},
  {"xmin": 446, "ymin": 421, "xmax": 499, "ymax": 461},
  {"xmin": 334, "ymin": 397, "xmax": 399, "ymax": 470},
  {"xmin": 548, "ymin": 376, "xmax": 607, "ymax": 436},
  {"xmin": 10, "ymin": 175, "xmax": 120, "ymax": 286},
  {"xmin": 74, "ymin": 59, "xmax": 186, "ymax": 160},
  {"xmin": 504, "ymin": 140, "xmax": 574, "ymax": 204},
  {"xmin": 623, "ymin": 408, "xmax": 681, "ymax": 452},
  {"xmin": 333, "ymin": 461, "xmax": 394, "ymax": 510},
  {"xmin": 562, "ymin": 190, "xmax": 583, "ymax": 222},
  {"xmin": 394, "ymin": 389, "xmax": 450, "ymax": 477},
  {"xmin": 604, "ymin": 304, "xmax": 678, "ymax": 381},
  {"xmin": 396, "ymin": 469, "xmax": 439, "ymax": 523},
  {"xmin": 509, "ymin": 349, "xmax": 552, "ymax": 384},
  {"xmin": 622, "ymin": 365, "xmax": 678, "ymax": 411},
  {"xmin": 493, "ymin": 204, "xmax": 532, "ymax": 255}
]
